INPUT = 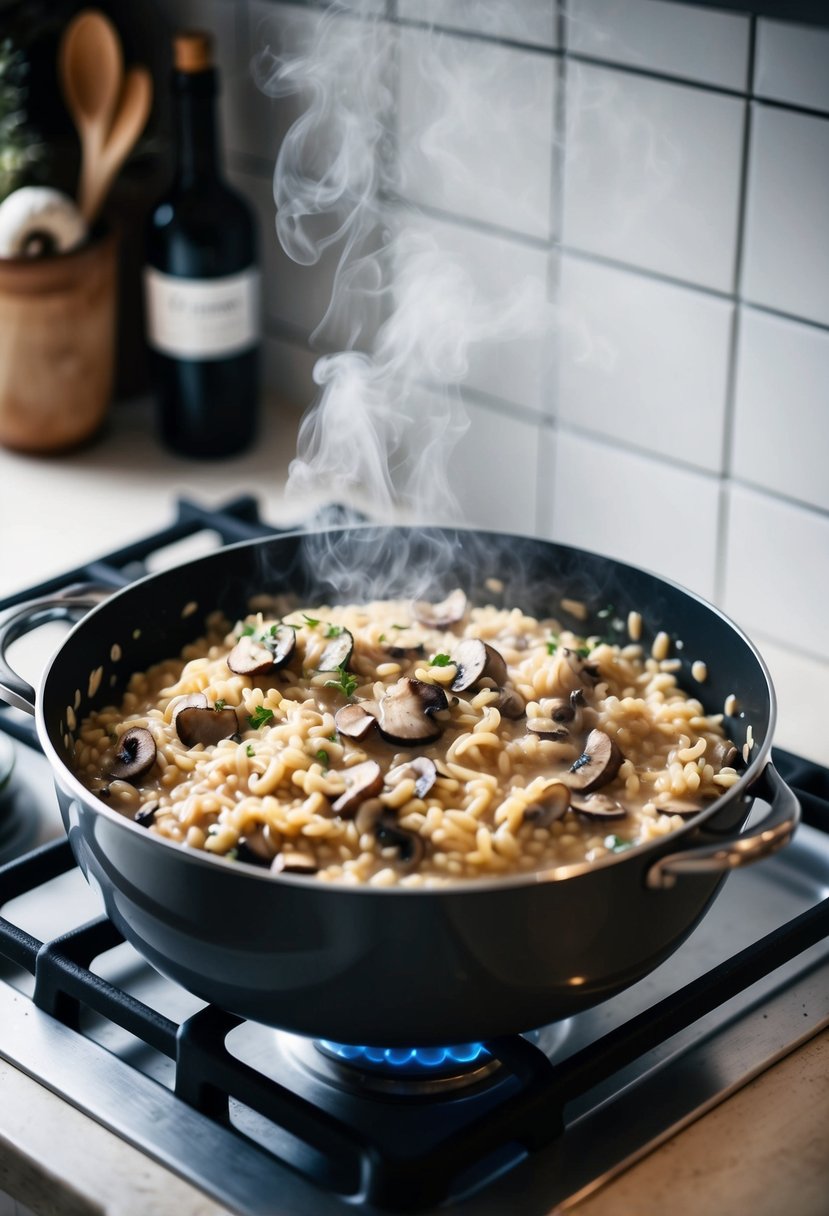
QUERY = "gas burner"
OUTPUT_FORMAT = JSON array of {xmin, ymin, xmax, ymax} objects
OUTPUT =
[
  {"xmin": 314, "ymin": 1039, "xmax": 499, "ymax": 1094},
  {"xmin": 274, "ymin": 1021, "xmax": 574, "ymax": 1099}
]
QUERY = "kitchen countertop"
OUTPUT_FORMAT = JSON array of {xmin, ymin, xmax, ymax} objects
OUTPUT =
[{"xmin": 0, "ymin": 394, "xmax": 827, "ymax": 1216}]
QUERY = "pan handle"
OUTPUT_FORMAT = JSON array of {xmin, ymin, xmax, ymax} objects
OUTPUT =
[
  {"xmin": 0, "ymin": 585, "xmax": 112, "ymax": 715},
  {"xmin": 645, "ymin": 763, "xmax": 800, "ymax": 890}
]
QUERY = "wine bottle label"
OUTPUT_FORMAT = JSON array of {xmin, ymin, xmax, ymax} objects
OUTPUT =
[{"xmin": 144, "ymin": 267, "xmax": 260, "ymax": 359}]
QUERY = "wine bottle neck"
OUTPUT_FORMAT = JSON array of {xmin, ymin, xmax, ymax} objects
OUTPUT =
[{"xmin": 173, "ymin": 69, "xmax": 221, "ymax": 185}]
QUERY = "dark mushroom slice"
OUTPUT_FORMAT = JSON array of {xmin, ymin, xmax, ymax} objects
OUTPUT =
[
  {"xmin": 388, "ymin": 643, "xmax": 426, "ymax": 660},
  {"xmin": 387, "ymin": 756, "xmax": 438, "ymax": 800},
  {"xmin": 375, "ymin": 814, "xmax": 426, "ymax": 871},
  {"xmin": 355, "ymin": 798, "xmax": 385, "ymax": 836},
  {"xmin": 168, "ymin": 692, "xmax": 208, "ymax": 721},
  {"xmin": 495, "ymin": 687, "xmax": 525, "ymax": 720},
  {"xmin": 318, "ymin": 628, "xmax": 354, "ymax": 672},
  {"xmin": 522, "ymin": 781, "xmax": 571, "ymax": 827},
  {"xmin": 331, "ymin": 760, "xmax": 384, "ymax": 817},
  {"xmin": 663, "ymin": 800, "xmax": 704, "ymax": 819},
  {"xmin": 566, "ymin": 729, "xmax": 624, "ymax": 794},
  {"xmin": 376, "ymin": 678, "xmax": 449, "ymax": 746},
  {"xmin": 335, "ymin": 702, "xmax": 378, "ymax": 740},
  {"xmin": 176, "ymin": 706, "xmax": 240, "ymax": 748},
  {"xmin": 268, "ymin": 624, "xmax": 297, "ymax": 667},
  {"xmin": 450, "ymin": 639, "xmax": 508, "ymax": 693},
  {"xmin": 228, "ymin": 635, "xmax": 277, "ymax": 676},
  {"xmin": 271, "ymin": 851, "xmax": 318, "ymax": 875},
  {"xmin": 236, "ymin": 833, "xmax": 274, "ymax": 868},
  {"xmin": 563, "ymin": 648, "xmax": 601, "ymax": 684},
  {"xmin": 134, "ymin": 800, "xmax": 159, "ymax": 827},
  {"xmin": 412, "ymin": 588, "xmax": 467, "ymax": 629},
  {"xmin": 110, "ymin": 727, "xmax": 157, "ymax": 783},
  {"xmin": 526, "ymin": 719, "xmax": 570, "ymax": 740},
  {"xmin": 570, "ymin": 793, "xmax": 628, "ymax": 819}
]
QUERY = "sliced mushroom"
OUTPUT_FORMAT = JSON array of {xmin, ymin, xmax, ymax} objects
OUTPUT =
[
  {"xmin": 268, "ymin": 625, "xmax": 297, "ymax": 667},
  {"xmin": 413, "ymin": 588, "xmax": 467, "ymax": 629},
  {"xmin": 529, "ymin": 688, "xmax": 585, "ymax": 737},
  {"xmin": 495, "ymin": 687, "xmax": 525, "ymax": 720},
  {"xmin": 335, "ymin": 702, "xmax": 378, "ymax": 740},
  {"xmin": 387, "ymin": 756, "xmax": 438, "ymax": 800},
  {"xmin": 332, "ymin": 760, "xmax": 384, "ymax": 817},
  {"xmin": 110, "ymin": 727, "xmax": 156, "ymax": 783},
  {"xmin": 134, "ymin": 800, "xmax": 159, "ymax": 827},
  {"xmin": 664, "ymin": 800, "xmax": 704, "ymax": 819},
  {"xmin": 318, "ymin": 628, "xmax": 354, "ymax": 672},
  {"xmin": 168, "ymin": 692, "xmax": 208, "ymax": 721},
  {"xmin": 228, "ymin": 634, "xmax": 277, "ymax": 676},
  {"xmin": 355, "ymin": 797, "xmax": 385, "ymax": 836},
  {"xmin": 376, "ymin": 678, "xmax": 449, "ymax": 746},
  {"xmin": 271, "ymin": 851, "xmax": 318, "ymax": 875},
  {"xmin": 563, "ymin": 648, "xmax": 601, "ymax": 684},
  {"xmin": 236, "ymin": 830, "xmax": 276, "ymax": 868},
  {"xmin": 450, "ymin": 639, "xmax": 508, "ymax": 693},
  {"xmin": 722, "ymin": 745, "xmax": 744, "ymax": 770},
  {"xmin": 566, "ymin": 729, "xmax": 623, "ymax": 793},
  {"xmin": 175, "ymin": 706, "xmax": 239, "ymax": 748},
  {"xmin": 570, "ymin": 793, "xmax": 628, "ymax": 819},
  {"xmin": 388, "ymin": 643, "xmax": 425, "ymax": 660},
  {"xmin": 522, "ymin": 781, "xmax": 571, "ymax": 827},
  {"xmin": 375, "ymin": 814, "xmax": 426, "ymax": 870}
]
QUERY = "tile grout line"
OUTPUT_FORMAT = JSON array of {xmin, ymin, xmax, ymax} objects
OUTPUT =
[{"xmin": 714, "ymin": 14, "xmax": 757, "ymax": 608}]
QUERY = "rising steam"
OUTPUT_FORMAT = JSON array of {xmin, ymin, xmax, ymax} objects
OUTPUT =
[{"xmin": 254, "ymin": 1, "xmax": 554, "ymax": 597}]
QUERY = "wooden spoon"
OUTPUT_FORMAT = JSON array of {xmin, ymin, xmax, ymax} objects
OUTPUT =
[
  {"xmin": 59, "ymin": 10, "xmax": 123, "ymax": 221},
  {"xmin": 83, "ymin": 65, "xmax": 153, "ymax": 224}
]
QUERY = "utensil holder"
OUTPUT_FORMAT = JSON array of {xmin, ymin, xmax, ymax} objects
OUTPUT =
[{"xmin": 0, "ymin": 227, "xmax": 118, "ymax": 453}]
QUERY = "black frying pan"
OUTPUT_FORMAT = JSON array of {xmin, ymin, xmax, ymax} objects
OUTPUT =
[{"xmin": 0, "ymin": 527, "xmax": 799, "ymax": 1045}]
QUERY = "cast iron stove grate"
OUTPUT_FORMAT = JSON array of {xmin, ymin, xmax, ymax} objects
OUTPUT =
[{"xmin": 0, "ymin": 497, "xmax": 828, "ymax": 1214}]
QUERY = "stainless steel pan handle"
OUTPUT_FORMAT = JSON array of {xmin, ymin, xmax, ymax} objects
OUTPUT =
[
  {"xmin": 0, "ymin": 585, "xmax": 112, "ymax": 715},
  {"xmin": 646, "ymin": 763, "xmax": 800, "ymax": 890}
]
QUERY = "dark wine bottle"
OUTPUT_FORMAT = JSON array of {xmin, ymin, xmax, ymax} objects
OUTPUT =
[{"xmin": 144, "ymin": 31, "xmax": 260, "ymax": 458}]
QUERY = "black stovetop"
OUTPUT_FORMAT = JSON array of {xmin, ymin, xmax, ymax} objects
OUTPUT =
[{"xmin": 0, "ymin": 497, "xmax": 827, "ymax": 1216}]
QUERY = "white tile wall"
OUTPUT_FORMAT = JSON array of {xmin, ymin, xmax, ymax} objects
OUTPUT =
[
  {"xmin": 562, "ymin": 63, "xmax": 745, "ymax": 291},
  {"xmin": 742, "ymin": 105, "xmax": 829, "ymax": 327},
  {"xmin": 397, "ymin": 26, "xmax": 557, "ymax": 240},
  {"xmin": 755, "ymin": 19, "xmax": 829, "ymax": 114},
  {"xmin": 547, "ymin": 430, "xmax": 721, "ymax": 598},
  {"xmin": 557, "ymin": 255, "xmax": 732, "ymax": 472},
  {"xmin": 450, "ymin": 397, "xmax": 543, "ymax": 533},
  {"xmin": 400, "ymin": 213, "xmax": 554, "ymax": 415},
  {"xmin": 723, "ymin": 484, "xmax": 829, "ymax": 663},
  {"xmin": 568, "ymin": 0, "xmax": 750, "ymax": 91},
  {"xmin": 732, "ymin": 307, "xmax": 829, "ymax": 514},
  {"xmin": 397, "ymin": 0, "xmax": 557, "ymax": 49}
]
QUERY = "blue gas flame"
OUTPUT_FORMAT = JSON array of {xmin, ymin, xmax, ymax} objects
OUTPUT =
[{"xmin": 319, "ymin": 1041, "xmax": 488, "ymax": 1072}]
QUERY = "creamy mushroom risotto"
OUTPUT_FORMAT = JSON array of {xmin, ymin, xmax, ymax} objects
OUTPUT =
[{"xmin": 73, "ymin": 593, "xmax": 742, "ymax": 887}]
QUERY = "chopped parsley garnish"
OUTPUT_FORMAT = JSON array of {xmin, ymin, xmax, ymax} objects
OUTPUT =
[
  {"xmin": 378, "ymin": 633, "xmax": 386, "ymax": 643},
  {"xmin": 315, "ymin": 749, "xmax": 329, "ymax": 769},
  {"xmin": 328, "ymin": 733, "xmax": 338, "ymax": 742},
  {"xmin": 239, "ymin": 625, "xmax": 255, "ymax": 638},
  {"xmin": 430, "ymin": 653, "xmax": 452, "ymax": 667},
  {"xmin": 324, "ymin": 664, "xmax": 358, "ymax": 697},
  {"xmin": 245, "ymin": 744, "xmax": 255, "ymax": 757},
  {"xmin": 574, "ymin": 645, "xmax": 592, "ymax": 659},
  {"xmin": 546, "ymin": 635, "xmax": 559, "ymax": 655},
  {"xmin": 604, "ymin": 834, "xmax": 634, "ymax": 853},
  {"xmin": 214, "ymin": 699, "xmax": 226, "ymax": 711},
  {"xmin": 324, "ymin": 623, "xmax": 344, "ymax": 638},
  {"xmin": 248, "ymin": 706, "xmax": 274, "ymax": 730},
  {"xmin": 302, "ymin": 613, "xmax": 321, "ymax": 627},
  {"xmin": 225, "ymin": 848, "xmax": 238, "ymax": 861},
  {"xmin": 392, "ymin": 623, "xmax": 407, "ymax": 630}
]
